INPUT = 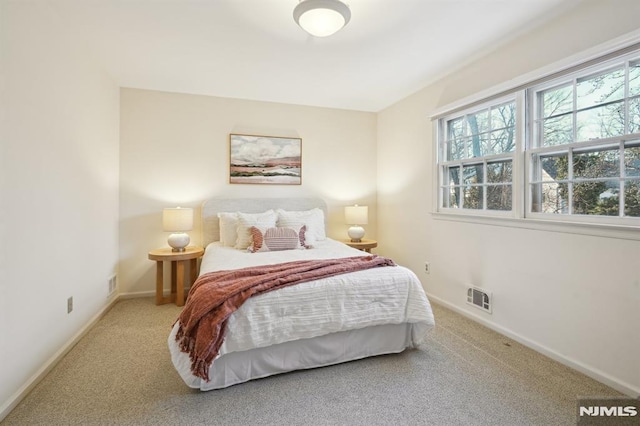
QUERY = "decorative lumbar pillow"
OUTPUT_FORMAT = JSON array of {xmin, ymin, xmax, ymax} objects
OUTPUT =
[
  {"xmin": 248, "ymin": 225, "xmax": 308, "ymax": 252},
  {"xmin": 235, "ymin": 210, "xmax": 278, "ymax": 250},
  {"xmin": 218, "ymin": 212, "xmax": 239, "ymax": 247},
  {"xmin": 276, "ymin": 208, "xmax": 325, "ymax": 246}
]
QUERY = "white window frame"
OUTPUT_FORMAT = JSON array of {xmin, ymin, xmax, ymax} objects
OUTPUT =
[
  {"xmin": 436, "ymin": 94, "xmax": 523, "ymax": 218},
  {"xmin": 432, "ymin": 32, "xmax": 640, "ymax": 239},
  {"xmin": 526, "ymin": 52, "xmax": 640, "ymax": 228}
]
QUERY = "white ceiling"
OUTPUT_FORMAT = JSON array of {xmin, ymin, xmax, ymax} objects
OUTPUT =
[{"xmin": 49, "ymin": 0, "xmax": 580, "ymax": 112}]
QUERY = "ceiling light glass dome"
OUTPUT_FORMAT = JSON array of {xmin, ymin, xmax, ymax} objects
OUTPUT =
[{"xmin": 293, "ymin": 0, "xmax": 351, "ymax": 37}]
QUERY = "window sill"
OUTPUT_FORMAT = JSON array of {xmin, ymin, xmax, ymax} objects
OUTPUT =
[{"xmin": 431, "ymin": 211, "xmax": 640, "ymax": 241}]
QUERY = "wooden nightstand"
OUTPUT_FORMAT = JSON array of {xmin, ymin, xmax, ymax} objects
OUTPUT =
[
  {"xmin": 342, "ymin": 239, "xmax": 377, "ymax": 253},
  {"xmin": 148, "ymin": 246, "xmax": 204, "ymax": 307}
]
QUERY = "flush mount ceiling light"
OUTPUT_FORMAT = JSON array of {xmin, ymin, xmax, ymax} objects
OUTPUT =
[{"xmin": 293, "ymin": 0, "xmax": 351, "ymax": 38}]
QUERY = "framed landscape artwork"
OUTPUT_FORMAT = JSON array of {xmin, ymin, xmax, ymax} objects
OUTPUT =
[{"xmin": 229, "ymin": 134, "xmax": 302, "ymax": 185}]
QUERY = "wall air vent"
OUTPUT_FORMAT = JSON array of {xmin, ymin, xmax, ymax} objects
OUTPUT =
[
  {"xmin": 108, "ymin": 274, "xmax": 117, "ymax": 297},
  {"xmin": 466, "ymin": 286, "xmax": 492, "ymax": 314}
]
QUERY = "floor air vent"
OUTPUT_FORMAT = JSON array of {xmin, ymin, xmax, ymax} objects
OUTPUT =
[{"xmin": 467, "ymin": 286, "xmax": 492, "ymax": 313}]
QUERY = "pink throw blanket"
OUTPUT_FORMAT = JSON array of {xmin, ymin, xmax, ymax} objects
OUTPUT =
[{"xmin": 175, "ymin": 255, "xmax": 396, "ymax": 381}]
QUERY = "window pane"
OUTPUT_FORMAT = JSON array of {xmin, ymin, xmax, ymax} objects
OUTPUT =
[
  {"xmin": 443, "ymin": 186, "xmax": 460, "ymax": 208},
  {"xmin": 447, "ymin": 117, "xmax": 465, "ymax": 140},
  {"xmin": 629, "ymin": 97, "xmax": 640, "ymax": 134},
  {"xmin": 489, "ymin": 128, "xmax": 515, "ymax": 154},
  {"xmin": 576, "ymin": 102, "xmax": 624, "ymax": 141},
  {"xmin": 624, "ymin": 180, "xmax": 640, "ymax": 217},
  {"xmin": 446, "ymin": 139, "xmax": 465, "ymax": 161},
  {"xmin": 466, "ymin": 110, "xmax": 489, "ymax": 135},
  {"xmin": 491, "ymin": 102, "xmax": 515, "ymax": 129},
  {"xmin": 573, "ymin": 181, "xmax": 619, "ymax": 216},
  {"xmin": 536, "ymin": 153, "xmax": 569, "ymax": 181},
  {"xmin": 473, "ymin": 135, "xmax": 491, "ymax": 157},
  {"xmin": 531, "ymin": 183, "xmax": 542, "ymax": 212},
  {"xmin": 459, "ymin": 136, "xmax": 489, "ymax": 159},
  {"xmin": 487, "ymin": 185, "xmax": 512, "ymax": 210},
  {"xmin": 459, "ymin": 136, "xmax": 489, "ymax": 158},
  {"xmin": 542, "ymin": 85, "xmax": 573, "ymax": 118},
  {"xmin": 487, "ymin": 161, "xmax": 512, "ymax": 183},
  {"xmin": 629, "ymin": 61, "xmax": 640, "ymax": 97},
  {"xmin": 573, "ymin": 148, "xmax": 620, "ymax": 179},
  {"xmin": 577, "ymin": 68, "xmax": 625, "ymax": 109},
  {"xmin": 531, "ymin": 182, "xmax": 567, "ymax": 214},
  {"xmin": 444, "ymin": 165, "xmax": 460, "ymax": 185},
  {"xmin": 625, "ymin": 143, "xmax": 640, "ymax": 177},
  {"xmin": 463, "ymin": 164, "xmax": 483, "ymax": 185},
  {"xmin": 542, "ymin": 115, "xmax": 573, "ymax": 146},
  {"xmin": 463, "ymin": 186, "xmax": 483, "ymax": 209}
]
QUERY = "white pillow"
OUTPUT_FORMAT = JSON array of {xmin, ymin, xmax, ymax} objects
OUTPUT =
[
  {"xmin": 235, "ymin": 210, "xmax": 278, "ymax": 249},
  {"xmin": 217, "ymin": 212, "xmax": 239, "ymax": 247},
  {"xmin": 276, "ymin": 208, "xmax": 325, "ymax": 246}
]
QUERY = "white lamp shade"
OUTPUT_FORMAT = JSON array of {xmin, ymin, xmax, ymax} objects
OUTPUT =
[
  {"xmin": 345, "ymin": 205, "xmax": 368, "ymax": 225},
  {"xmin": 162, "ymin": 207, "xmax": 193, "ymax": 232},
  {"xmin": 293, "ymin": 0, "xmax": 351, "ymax": 37}
]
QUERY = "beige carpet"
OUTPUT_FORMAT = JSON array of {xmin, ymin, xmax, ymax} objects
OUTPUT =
[{"xmin": 3, "ymin": 298, "xmax": 621, "ymax": 425}]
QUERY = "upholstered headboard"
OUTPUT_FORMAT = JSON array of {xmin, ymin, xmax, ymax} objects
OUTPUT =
[{"xmin": 201, "ymin": 197, "xmax": 328, "ymax": 247}]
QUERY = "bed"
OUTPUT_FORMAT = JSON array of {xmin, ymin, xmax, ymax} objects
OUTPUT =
[{"xmin": 168, "ymin": 197, "xmax": 435, "ymax": 390}]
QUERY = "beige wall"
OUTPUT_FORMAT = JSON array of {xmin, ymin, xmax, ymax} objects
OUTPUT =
[
  {"xmin": 0, "ymin": 2, "xmax": 120, "ymax": 417},
  {"xmin": 377, "ymin": 0, "xmax": 640, "ymax": 396},
  {"xmin": 119, "ymin": 89, "xmax": 377, "ymax": 295}
]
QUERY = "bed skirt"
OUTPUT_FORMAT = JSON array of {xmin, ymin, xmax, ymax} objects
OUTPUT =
[{"xmin": 168, "ymin": 322, "xmax": 420, "ymax": 391}]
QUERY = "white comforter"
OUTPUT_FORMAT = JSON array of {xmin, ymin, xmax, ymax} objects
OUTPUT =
[{"xmin": 168, "ymin": 239, "xmax": 435, "ymax": 381}]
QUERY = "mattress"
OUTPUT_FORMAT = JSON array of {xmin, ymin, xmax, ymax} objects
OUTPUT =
[{"xmin": 168, "ymin": 238, "xmax": 435, "ymax": 390}]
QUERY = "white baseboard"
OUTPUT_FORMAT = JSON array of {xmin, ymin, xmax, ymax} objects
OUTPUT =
[
  {"xmin": 118, "ymin": 289, "xmax": 192, "ymax": 300},
  {"xmin": 0, "ymin": 295, "xmax": 120, "ymax": 422},
  {"xmin": 427, "ymin": 293, "xmax": 640, "ymax": 398},
  {"xmin": 117, "ymin": 290, "xmax": 155, "ymax": 299}
]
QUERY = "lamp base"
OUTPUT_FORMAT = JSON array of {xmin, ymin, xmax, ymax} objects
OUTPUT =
[
  {"xmin": 168, "ymin": 233, "xmax": 190, "ymax": 252},
  {"xmin": 347, "ymin": 226, "xmax": 365, "ymax": 243}
]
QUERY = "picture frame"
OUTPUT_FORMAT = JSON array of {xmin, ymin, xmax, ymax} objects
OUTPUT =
[{"xmin": 229, "ymin": 133, "xmax": 302, "ymax": 185}]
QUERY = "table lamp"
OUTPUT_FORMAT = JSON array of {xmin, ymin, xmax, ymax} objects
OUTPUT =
[
  {"xmin": 345, "ymin": 204, "xmax": 368, "ymax": 242},
  {"xmin": 163, "ymin": 207, "xmax": 193, "ymax": 252}
]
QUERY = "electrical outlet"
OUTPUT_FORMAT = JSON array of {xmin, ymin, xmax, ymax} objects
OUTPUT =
[
  {"xmin": 424, "ymin": 262, "xmax": 431, "ymax": 274},
  {"xmin": 67, "ymin": 297, "xmax": 73, "ymax": 314}
]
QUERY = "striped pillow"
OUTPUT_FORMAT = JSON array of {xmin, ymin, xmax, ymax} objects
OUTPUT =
[{"xmin": 248, "ymin": 225, "xmax": 308, "ymax": 253}]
